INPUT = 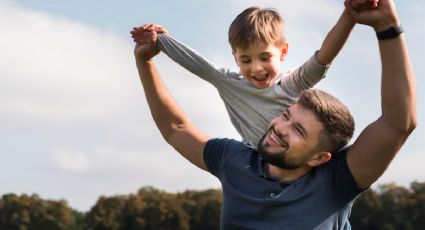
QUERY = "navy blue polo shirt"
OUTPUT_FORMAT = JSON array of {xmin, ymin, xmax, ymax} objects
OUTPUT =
[{"xmin": 204, "ymin": 138, "xmax": 364, "ymax": 230}]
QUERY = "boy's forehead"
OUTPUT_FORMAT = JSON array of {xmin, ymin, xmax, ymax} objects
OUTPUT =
[{"xmin": 234, "ymin": 42, "xmax": 281, "ymax": 54}]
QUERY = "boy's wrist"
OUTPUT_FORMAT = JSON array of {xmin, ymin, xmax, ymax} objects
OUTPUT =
[
  {"xmin": 342, "ymin": 8, "xmax": 356, "ymax": 25},
  {"xmin": 136, "ymin": 58, "xmax": 155, "ymax": 66}
]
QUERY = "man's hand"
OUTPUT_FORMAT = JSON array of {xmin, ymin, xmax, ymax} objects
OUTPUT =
[
  {"xmin": 131, "ymin": 24, "xmax": 169, "ymax": 62},
  {"xmin": 345, "ymin": 0, "xmax": 400, "ymax": 31},
  {"xmin": 350, "ymin": 0, "xmax": 379, "ymax": 12}
]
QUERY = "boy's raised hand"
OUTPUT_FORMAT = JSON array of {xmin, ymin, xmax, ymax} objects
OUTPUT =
[
  {"xmin": 131, "ymin": 24, "xmax": 168, "ymax": 45},
  {"xmin": 131, "ymin": 24, "xmax": 169, "ymax": 62}
]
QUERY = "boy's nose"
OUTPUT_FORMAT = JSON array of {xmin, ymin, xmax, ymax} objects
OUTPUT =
[{"xmin": 251, "ymin": 62, "xmax": 263, "ymax": 73}]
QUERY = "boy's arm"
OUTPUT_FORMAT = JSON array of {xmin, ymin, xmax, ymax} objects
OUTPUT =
[
  {"xmin": 279, "ymin": 9, "xmax": 355, "ymax": 97},
  {"xmin": 317, "ymin": 1, "xmax": 379, "ymax": 64},
  {"xmin": 157, "ymin": 33, "xmax": 228, "ymax": 85},
  {"xmin": 134, "ymin": 30, "xmax": 209, "ymax": 171},
  {"xmin": 280, "ymin": 3, "xmax": 374, "ymax": 97},
  {"xmin": 316, "ymin": 9, "xmax": 355, "ymax": 65},
  {"xmin": 345, "ymin": 0, "xmax": 417, "ymax": 189}
]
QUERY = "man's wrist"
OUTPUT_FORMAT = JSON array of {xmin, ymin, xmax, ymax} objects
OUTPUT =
[
  {"xmin": 376, "ymin": 25, "xmax": 404, "ymax": 40},
  {"xmin": 372, "ymin": 14, "xmax": 400, "ymax": 32}
]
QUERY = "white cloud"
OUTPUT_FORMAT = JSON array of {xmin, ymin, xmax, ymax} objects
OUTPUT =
[
  {"xmin": 0, "ymin": 1, "xmax": 135, "ymax": 124},
  {"xmin": 0, "ymin": 0, "xmax": 225, "ymax": 211},
  {"xmin": 51, "ymin": 147, "xmax": 90, "ymax": 173}
]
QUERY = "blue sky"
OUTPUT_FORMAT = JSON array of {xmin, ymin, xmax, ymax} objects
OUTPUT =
[{"xmin": 1, "ymin": 0, "xmax": 424, "ymax": 211}]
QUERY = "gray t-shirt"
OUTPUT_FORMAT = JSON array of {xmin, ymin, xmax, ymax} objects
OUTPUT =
[
  {"xmin": 204, "ymin": 138, "xmax": 363, "ymax": 230},
  {"xmin": 158, "ymin": 34, "xmax": 329, "ymax": 148}
]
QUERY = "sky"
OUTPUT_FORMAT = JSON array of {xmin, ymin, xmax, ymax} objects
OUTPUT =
[{"xmin": 1, "ymin": 0, "xmax": 424, "ymax": 212}]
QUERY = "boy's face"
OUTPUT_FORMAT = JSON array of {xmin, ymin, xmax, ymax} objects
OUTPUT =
[{"xmin": 233, "ymin": 42, "xmax": 288, "ymax": 89}]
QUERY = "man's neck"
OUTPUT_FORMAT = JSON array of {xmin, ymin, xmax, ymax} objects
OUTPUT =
[{"xmin": 266, "ymin": 163, "xmax": 312, "ymax": 182}]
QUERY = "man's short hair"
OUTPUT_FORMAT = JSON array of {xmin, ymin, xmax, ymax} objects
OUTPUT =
[
  {"xmin": 298, "ymin": 89, "xmax": 355, "ymax": 153},
  {"xmin": 228, "ymin": 7, "xmax": 286, "ymax": 50}
]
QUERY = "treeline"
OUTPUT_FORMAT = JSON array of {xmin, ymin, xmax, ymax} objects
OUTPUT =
[
  {"xmin": 0, "ymin": 187, "xmax": 221, "ymax": 230},
  {"xmin": 1, "ymin": 182, "xmax": 424, "ymax": 229}
]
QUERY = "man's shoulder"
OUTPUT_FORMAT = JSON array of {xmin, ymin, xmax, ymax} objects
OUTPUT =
[
  {"xmin": 206, "ymin": 138, "xmax": 252, "ymax": 152},
  {"xmin": 204, "ymin": 138, "xmax": 255, "ymax": 176}
]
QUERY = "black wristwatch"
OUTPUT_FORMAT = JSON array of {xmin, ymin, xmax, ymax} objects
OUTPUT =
[{"xmin": 376, "ymin": 26, "xmax": 404, "ymax": 40}]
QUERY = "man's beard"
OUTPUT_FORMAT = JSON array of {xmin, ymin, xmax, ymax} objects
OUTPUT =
[{"xmin": 257, "ymin": 131, "xmax": 302, "ymax": 170}]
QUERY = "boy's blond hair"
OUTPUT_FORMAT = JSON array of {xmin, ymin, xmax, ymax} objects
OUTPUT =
[{"xmin": 228, "ymin": 7, "xmax": 286, "ymax": 50}]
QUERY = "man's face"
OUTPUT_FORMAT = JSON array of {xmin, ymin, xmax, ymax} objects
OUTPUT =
[
  {"xmin": 257, "ymin": 103, "xmax": 325, "ymax": 169},
  {"xmin": 233, "ymin": 42, "xmax": 287, "ymax": 89}
]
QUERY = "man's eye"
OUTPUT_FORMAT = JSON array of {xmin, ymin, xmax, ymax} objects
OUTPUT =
[{"xmin": 296, "ymin": 127, "xmax": 305, "ymax": 137}]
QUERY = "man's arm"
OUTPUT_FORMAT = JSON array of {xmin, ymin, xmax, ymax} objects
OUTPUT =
[
  {"xmin": 133, "ymin": 29, "xmax": 209, "ymax": 170},
  {"xmin": 345, "ymin": 0, "xmax": 417, "ymax": 189}
]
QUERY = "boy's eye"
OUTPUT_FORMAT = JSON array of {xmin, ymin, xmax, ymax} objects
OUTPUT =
[{"xmin": 261, "ymin": 56, "xmax": 271, "ymax": 61}]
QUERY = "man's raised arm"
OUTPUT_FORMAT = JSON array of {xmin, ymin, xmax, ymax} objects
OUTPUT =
[
  {"xmin": 132, "ymin": 27, "xmax": 209, "ymax": 170},
  {"xmin": 345, "ymin": 0, "xmax": 417, "ymax": 189}
]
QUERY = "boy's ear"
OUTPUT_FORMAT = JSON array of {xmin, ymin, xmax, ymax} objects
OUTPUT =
[
  {"xmin": 280, "ymin": 42, "xmax": 289, "ymax": 61},
  {"xmin": 307, "ymin": 151, "xmax": 331, "ymax": 167}
]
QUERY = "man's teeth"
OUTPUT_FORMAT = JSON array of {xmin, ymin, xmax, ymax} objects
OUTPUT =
[
  {"xmin": 270, "ymin": 130, "xmax": 282, "ymax": 145},
  {"xmin": 270, "ymin": 129, "xmax": 287, "ymax": 148}
]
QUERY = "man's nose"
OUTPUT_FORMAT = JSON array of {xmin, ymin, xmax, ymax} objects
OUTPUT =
[{"xmin": 274, "ymin": 121, "xmax": 289, "ymax": 137}]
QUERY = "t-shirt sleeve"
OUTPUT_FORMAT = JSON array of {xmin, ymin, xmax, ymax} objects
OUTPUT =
[
  {"xmin": 203, "ymin": 138, "xmax": 235, "ymax": 177},
  {"xmin": 157, "ymin": 34, "xmax": 233, "ymax": 85},
  {"xmin": 328, "ymin": 146, "xmax": 365, "ymax": 201},
  {"xmin": 280, "ymin": 51, "xmax": 329, "ymax": 97}
]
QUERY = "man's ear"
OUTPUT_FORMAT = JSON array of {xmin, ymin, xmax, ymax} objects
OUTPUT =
[
  {"xmin": 307, "ymin": 151, "xmax": 331, "ymax": 167},
  {"xmin": 232, "ymin": 49, "xmax": 240, "ymax": 66},
  {"xmin": 280, "ymin": 42, "xmax": 289, "ymax": 61}
]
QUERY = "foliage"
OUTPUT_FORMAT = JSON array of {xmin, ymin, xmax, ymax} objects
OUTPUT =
[
  {"xmin": 84, "ymin": 186, "xmax": 221, "ymax": 230},
  {"xmin": 351, "ymin": 181, "xmax": 425, "ymax": 230},
  {"xmin": 2, "ymin": 182, "xmax": 425, "ymax": 229},
  {"xmin": 0, "ymin": 193, "xmax": 81, "ymax": 230}
]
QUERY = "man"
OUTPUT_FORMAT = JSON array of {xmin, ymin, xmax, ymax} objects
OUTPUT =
[{"xmin": 132, "ymin": 0, "xmax": 416, "ymax": 228}]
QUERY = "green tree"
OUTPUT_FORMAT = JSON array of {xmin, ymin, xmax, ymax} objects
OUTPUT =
[
  {"xmin": 180, "ymin": 189, "xmax": 222, "ymax": 230},
  {"xmin": 409, "ymin": 181, "xmax": 425, "ymax": 229},
  {"xmin": 133, "ymin": 187, "xmax": 190, "ymax": 230},
  {"xmin": 84, "ymin": 195, "xmax": 127, "ymax": 230},
  {"xmin": 0, "ymin": 193, "xmax": 79, "ymax": 230},
  {"xmin": 351, "ymin": 182, "xmax": 425, "ymax": 230}
]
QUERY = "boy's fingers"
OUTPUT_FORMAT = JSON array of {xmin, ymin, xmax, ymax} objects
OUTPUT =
[{"xmin": 344, "ymin": 0, "xmax": 358, "ymax": 15}]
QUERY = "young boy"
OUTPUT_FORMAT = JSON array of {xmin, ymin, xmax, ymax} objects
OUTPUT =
[{"xmin": 131, "ymin": 2, "xmax": 377, "ymax": 149}]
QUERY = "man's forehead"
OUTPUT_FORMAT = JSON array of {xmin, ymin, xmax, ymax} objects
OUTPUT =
[{"xmin": 287, "ymin": 104, "xmax": 323, "ymax": 130}]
